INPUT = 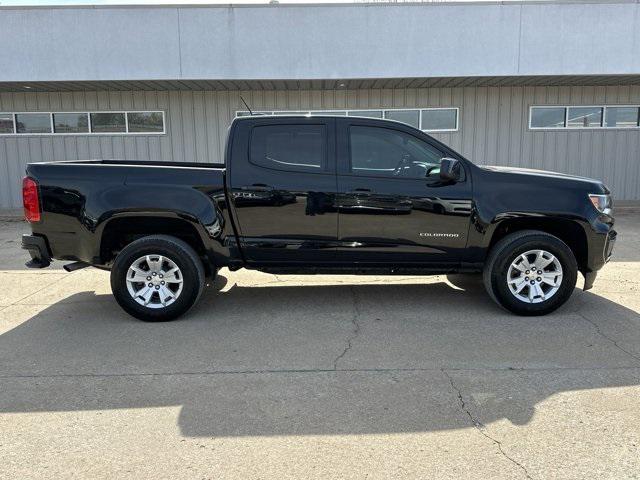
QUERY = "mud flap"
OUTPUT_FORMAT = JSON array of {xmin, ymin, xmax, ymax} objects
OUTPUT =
[{"xmin": 583, "ymin": 271, "xmax": 597, "ymax": 291}]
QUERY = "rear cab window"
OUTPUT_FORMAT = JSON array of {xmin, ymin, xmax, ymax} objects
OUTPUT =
[{"xmin": 250, "ymin": 124, "xmax": 328, "ymax": 174}]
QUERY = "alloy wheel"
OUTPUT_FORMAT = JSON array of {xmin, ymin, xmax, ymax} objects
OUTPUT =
[
  {"xmin": 125, "ymin": 254, "xmax": 184, "ymax": 309},
  {"xmin": 507, "ymin": 249, "xmax": 563, "ymax": 303}
]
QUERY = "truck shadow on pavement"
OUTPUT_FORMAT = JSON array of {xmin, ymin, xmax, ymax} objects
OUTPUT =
[{"xmin": 1, "ymin": 274, "xmax": 639, "ymax": 438}]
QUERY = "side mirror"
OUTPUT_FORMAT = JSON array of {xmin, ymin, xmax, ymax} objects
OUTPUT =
[{"xmin": 439, "ymin": 157, "xmax": 461, "ymax": 183}]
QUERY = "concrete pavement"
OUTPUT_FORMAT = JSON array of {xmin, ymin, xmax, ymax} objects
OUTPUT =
[{"xmin": 1, "ymin": 215, "xmax": 639, "ymax": 479}]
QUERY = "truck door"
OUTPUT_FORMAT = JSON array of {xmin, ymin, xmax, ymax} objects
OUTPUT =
[
  {"xmin": 228, "ymin": 117, "xmax": 338, "ymax": 264},
  {"xmin": 335, "ymin": 118, "xmax": 472, "ymax": 266}
]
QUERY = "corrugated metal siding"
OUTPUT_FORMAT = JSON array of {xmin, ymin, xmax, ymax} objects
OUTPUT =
[{"xmin": 1, "ymin": 85, "xmax": 639, "ymax": 208}]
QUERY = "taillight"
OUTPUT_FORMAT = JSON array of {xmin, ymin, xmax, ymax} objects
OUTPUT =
[{"xmin": 22, "ymin": 177, "xmax": 41, "ymax": 222}]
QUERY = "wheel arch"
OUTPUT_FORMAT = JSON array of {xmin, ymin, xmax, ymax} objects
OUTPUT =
[
  {"xmin": 487, "ymin": 217, "xmax": 588, "ymax": 272},
  {"xmin": 98, "ymin": 213, "xmax": 216, "ymax": 276}
]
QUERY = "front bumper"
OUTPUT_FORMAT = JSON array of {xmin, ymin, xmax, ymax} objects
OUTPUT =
[
  {"xmin": 583, "ymin": 228, "xmax": 617, "ymax": 291},
  {"xmin": 21, "ymin": 234, "xmax": 52, "ymax": 268}
]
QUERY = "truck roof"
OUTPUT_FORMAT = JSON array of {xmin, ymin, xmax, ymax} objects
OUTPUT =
[{"xmin": 232, "ymin": 114, "xmax": 414, "ymax": 127}]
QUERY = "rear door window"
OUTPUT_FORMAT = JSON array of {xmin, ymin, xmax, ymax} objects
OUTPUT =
[{"xmin": 250, "ymin": 124, "xmax": 327, "ymax": 173}]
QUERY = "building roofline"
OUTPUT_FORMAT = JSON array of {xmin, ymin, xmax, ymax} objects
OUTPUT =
[
  {"xmin": 2, "ymin": 75, "xmax": 639, "ymax": 93},
  {"xmin": 0, "ymin": 0, "xmax": 638, "ymax": 10}
]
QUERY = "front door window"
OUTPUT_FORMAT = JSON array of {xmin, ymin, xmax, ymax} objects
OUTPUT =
[{"xmin": 349, "ymin": 126, "xmax": 443, "ymax": 180}]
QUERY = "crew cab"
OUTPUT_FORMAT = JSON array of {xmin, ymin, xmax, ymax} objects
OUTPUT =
[{"xmin": 21, "ymin": 115, "xmax": 616, "ymax": 321}]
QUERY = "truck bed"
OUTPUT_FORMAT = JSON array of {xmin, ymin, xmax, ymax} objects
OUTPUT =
[{"xmin": 25, "ymin": 159, "xmax": 230, "ymax": 267}]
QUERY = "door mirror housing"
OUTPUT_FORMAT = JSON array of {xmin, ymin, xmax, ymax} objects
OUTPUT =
[{"xmin": 439, "ymin": 157, "xmax": 462, "ymax": 183}]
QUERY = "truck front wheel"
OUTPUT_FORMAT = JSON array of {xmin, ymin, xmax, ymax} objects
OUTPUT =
[
  {"xmin": 110, "ymin": 235, "xmax": 205, "ymax": 322},
  {"xmin": 483, "ymin": 230, "xmax": 578, "ymax": 316}
]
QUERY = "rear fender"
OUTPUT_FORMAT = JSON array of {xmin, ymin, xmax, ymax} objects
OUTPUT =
[{"xmin": 93, "ymin": 184, "xmax": 234, "ymax": 267}]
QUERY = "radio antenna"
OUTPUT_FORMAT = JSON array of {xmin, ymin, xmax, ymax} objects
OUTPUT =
[{"xmin": 240, "ymin": 95, "xmax": 253, "ymax": 115}]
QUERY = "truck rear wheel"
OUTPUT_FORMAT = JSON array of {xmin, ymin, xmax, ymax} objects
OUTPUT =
[
  {"xmin": 483, "ymin": 230, "xmax": 578, "ymax": 316},
  {"xmin": 110, "ymin": 235, "xmax": 205, "ymax": 322}
]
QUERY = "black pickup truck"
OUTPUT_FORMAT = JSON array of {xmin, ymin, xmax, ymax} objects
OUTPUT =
[{"xmin": 22, "ymin": 115, "xmax": 616, "ymax": 321}]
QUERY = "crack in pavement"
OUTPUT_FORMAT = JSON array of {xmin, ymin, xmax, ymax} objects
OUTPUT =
[
  {"xmin": 574, "ymin": 309, "xmax": 640, "ymax": 364},
  {"xmin": 333, "ymin": 285, "xmax": 362, "ymax": 370},
  {"xmin": 442, "ymin": 369, "xmax": 534, "ymax": 480}
]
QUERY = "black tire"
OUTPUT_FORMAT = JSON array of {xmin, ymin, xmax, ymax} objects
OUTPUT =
[
  {"xmin": 483, "ymin": 230, "xmax": 578, "ymax": 316},
  {"xmin": 110, "ymin": 235, "xmax": 205, "ymax": 322}
]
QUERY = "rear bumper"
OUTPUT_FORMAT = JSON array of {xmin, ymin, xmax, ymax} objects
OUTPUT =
[
  {"xmin": 604, "ymin": 229, "xmax": 617, "ymax": 262},
  {"xmin": 21, "ymin": 234, "xmax": 51, "ymax": 268}
]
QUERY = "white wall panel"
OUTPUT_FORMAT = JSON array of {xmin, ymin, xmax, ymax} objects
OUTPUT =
[{"xmin": 2, "ymin": 3, "xmax": 638, "ymax": 82}]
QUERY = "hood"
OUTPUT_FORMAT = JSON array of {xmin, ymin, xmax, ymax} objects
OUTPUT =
[{"xmin": 479, "ymin": 165, "xmax": 600, "ymax": 184}]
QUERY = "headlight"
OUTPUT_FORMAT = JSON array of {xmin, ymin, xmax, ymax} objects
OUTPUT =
[{"xmin": 588, "ymin": 194, "xmax": 612, "ymax": 215}]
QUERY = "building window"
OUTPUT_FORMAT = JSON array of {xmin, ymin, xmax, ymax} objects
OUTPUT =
[
  {"xmin": 605, "ymin": 107, "xmax": 640, "ymax": 128},
  {"xmin": 421, "ymin": 109, "xmax": 458, "ymax": 131},
  {"xmin": 384, "ymin": 110, "xmax": 420, "ymax": 129},
  {"xmin": 530, "ymin": 107, "xmax": 566, "ymax": 129},
  {"xmin": 16, "ymin": 113, "xmax": 51, "ymax": 134},
  {"xmin": 127, "ymin": 112, "xmax": 164, "ymax": 133},
  {"xmin": 567, "ymin": 107, "xmax": 603, "ymax": 128},
  {"xmin": 348, "ymin": 110, "xmax": 383, "ymax": 119},
  {"xmin": 90, "ymin": 113, "xmax": 126, "ymax": 133},
  {"xmin": 0, "ymin": 111, "xmax": 165, "ymax": 135},
  {"xmin": 0, "ymin": 113, "xmax": 14, "ymax": 134},
  {"xmin": 310, "ymin": 111, "xmax": 346, "ymax": 116},
  {"xmin": 236, "ymin": 107, "xmax": 459, "ymax": 132},
  {"xmin": 273, "ymin": 111, "xmax": 307, "ymax": 116},
  {"xmin": 530, "ymin": 106, "xmax": 640, "ymax": 130},
  {"xmin": 54, "ymin": 113, "xmax": 89, "ymax": 133}
]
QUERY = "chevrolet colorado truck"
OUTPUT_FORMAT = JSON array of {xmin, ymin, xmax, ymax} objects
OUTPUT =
[{"xmin": 21, "ymin": 115, "xmax": 616, "ymax": 321}]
